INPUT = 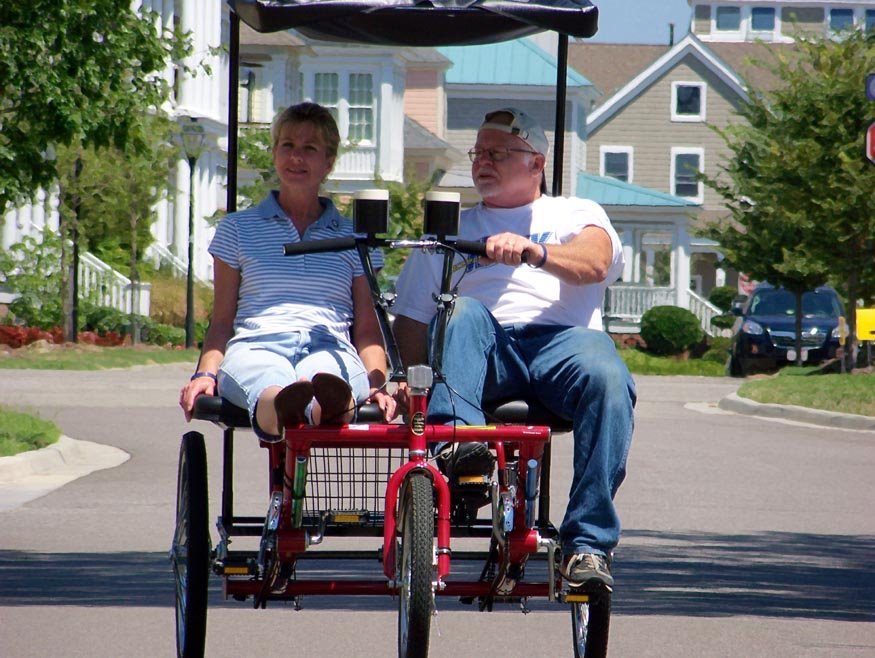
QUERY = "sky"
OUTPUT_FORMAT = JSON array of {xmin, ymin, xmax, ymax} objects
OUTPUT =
[{"xmin": 588, "ymin": 0, "xmax": 693, "ymax": 45}]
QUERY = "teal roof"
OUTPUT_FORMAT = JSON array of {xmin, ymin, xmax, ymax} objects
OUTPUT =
[
  {"xmin": 576, "ymin": 172, "xmax": 698, "ymax": 207},
  {"xmin": 438, "ymin": 39, "xmax": 591, "ymax": 87}
]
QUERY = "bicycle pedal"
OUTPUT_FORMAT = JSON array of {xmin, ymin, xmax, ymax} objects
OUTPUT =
[{"xmin": 454, "ymin": 474, "xmax": 490, "ymax": 486}]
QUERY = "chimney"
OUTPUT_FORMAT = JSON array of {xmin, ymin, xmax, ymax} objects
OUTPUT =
[{"xmin": 669, "ymin": 22, "xmax": 675, "ymax": 46}]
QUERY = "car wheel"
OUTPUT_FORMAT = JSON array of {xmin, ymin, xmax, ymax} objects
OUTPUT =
[{"xmin": 727, "ymin": 354, "xmax": 746, "ymax": 378}]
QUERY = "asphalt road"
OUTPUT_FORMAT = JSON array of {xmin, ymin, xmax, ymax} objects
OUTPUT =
[{"xmin": 1, "ymin": 365, "xmax": 873, "ymax": 657}]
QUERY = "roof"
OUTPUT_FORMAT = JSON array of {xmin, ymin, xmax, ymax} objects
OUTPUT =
[
  {"xmin": 404, "ymin": 116, "xmax": 456, "ymax": 153},
  {"xmin": 239, "ymin": 22, "xmax": 305, "ymax": 47},
  {"xmin": 576, "ymin": 172, "xmax": 698, "ymax": 207},
  {"xmin": 586, "ymin": 33, "xmax": 749, "ymax": 133},
  {"xmin": 568, "ymin": 43, "xmax": 669, "ymax": 104},
  {"xmin": 438, "ymin": 39, "xmax": 591, "ymax": 87}
]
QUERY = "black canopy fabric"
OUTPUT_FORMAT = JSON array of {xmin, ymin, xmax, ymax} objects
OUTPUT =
[
  {"xmin": 227, "ymin": 0, "xmax": 598, "ymax": 44},
  {"xmin": 224, "ymin": 0, "xmax": 599, "ymax": 210}
]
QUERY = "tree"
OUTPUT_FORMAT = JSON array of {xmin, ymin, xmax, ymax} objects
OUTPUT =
[
  {"xmin": 0, "ymin": 1, "xmax": 188, "ymax": 208},
  {"xmin": 699, "ymin": 28, "xmax": 875, "ymax": 368},
  {"xmin": 54, "ymin": 114, "xmax": 179, "ymax": 343},
  {"xmin": 1, "ymin": 1, "xmax": 190, "ymax": 339}
]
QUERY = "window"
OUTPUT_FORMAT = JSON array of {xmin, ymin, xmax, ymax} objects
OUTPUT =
[
  {"xmin": 600, "ymin": 146, "xmax": 632, "ymax": 182},
  {"xmin": 672, "ymin": 82, "xmax": 706, "ymax": 122},
  {"xmin": 830, "ymin": 8, "xmax": 854, "ymax": 31},
  {"xmin": 347, "ymin": 73, "xmax": 373, "ymax": 142},
  {"xmin": 671, "ymin": 147, "xmax": 703, "ymax": 201},
  {"xmin": 715, "ymin": 6, "xmax": 741, "ymax": 31},
  {"xmin": 751, "ymin": 7, "xmax": 775, "ymax": 32},
  {"xmin": 314, "ymin": 73, "xmax": 339, "ymax": 122},
  {"xmin": 865, "ymin": 10, "xmax": 875, "ymax": 33},
  {"xmin": 310, "ymin": 72, "xmax": 375, "ymax": 144}
]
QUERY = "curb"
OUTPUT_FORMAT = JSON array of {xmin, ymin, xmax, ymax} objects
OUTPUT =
[
  {"xmin": 718, "ymin": 393, "xmax": 875, "ymax": 431},
  {"xmin": 0, "ymin": 435, "xmax": 129, "ymax": 485}
]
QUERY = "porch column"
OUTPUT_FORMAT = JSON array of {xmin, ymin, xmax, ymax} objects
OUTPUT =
[
  {"xmin": 716, "ymin": 254, "xmax": 726, "ymax": 287},
  {"xmin": 674, "ymin": 221, "xmax": 691, "ymax": 309},
  {"xmin": 620, "ymin": 230, "xmax": 634, "ymax": 282}
]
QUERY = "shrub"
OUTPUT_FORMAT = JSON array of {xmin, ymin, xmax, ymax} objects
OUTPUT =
[
  {"xmin": 711, "ymin": 313, "xmax": 736, "ymax": 330},
  {"xmin": 708, "ymin": 285, "xmax": 739, "ymax": 312},
  {"xmin": 701, "ymin": 336, "xmax": 732, "ymax": 363},
  {"xmin": 640, "ymin": 305, "xmax": 704, "ymax": 356}
]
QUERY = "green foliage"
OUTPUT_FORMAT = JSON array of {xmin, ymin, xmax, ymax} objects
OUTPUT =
[
  {"xmin": 54, "ymin": 114, "xmax": 178, "ymax": 275},
  {"xmin": 710, "ymin": 313, "xmax": 736, "ymax": 330},
  {"xmin": 697, "ymin": 29, "xmax": 875, "ymax": 337},
  {"xmin": 708, "ymin": 285, "xmax": 739, "ymax": 312},
  {"xmin": 0, "ymin": 1, "xmax": 191, "ymax": 208},
  {"xmin": 0, "ymin": 233, "xmax": 64, "ymax": 329},
  {"xmin": 235, "ymin": 126, "xmax": 277, "ymax": 211},
  {"xmin": 0, "ymin": 405, "xmax": 61, "ymax": 457},
  {"xmin": 701, "ymin": 336, "xmax": 732, "ymax": 363},
  {"xmin": 640, "ymin": 305, "xmax": 704, "ymax": 356}
]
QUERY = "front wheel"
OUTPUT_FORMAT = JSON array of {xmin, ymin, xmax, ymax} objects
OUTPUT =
[
  {"xmin": 172, "ymin": 432, "xmax": 210, "ymax": 658},
  {"xmin": 397, "ymin": 473, "xmax": 435, "ymax": 658},
  {"xmin": 570, "ymin": 591, "xmax": 611, "ymax": 658}
]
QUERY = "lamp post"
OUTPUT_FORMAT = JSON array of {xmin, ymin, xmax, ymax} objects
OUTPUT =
[{"xmin": 180, "ymin": 117, "xmax": 206, "ymax": 349}]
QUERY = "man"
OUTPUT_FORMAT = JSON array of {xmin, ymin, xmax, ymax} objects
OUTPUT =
[{"xmin": 392, "ymin": 108, "xmax": 635, "ymax": 592}]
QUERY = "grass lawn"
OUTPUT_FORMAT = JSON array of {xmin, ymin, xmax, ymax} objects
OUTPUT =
[
  {"xmin": 0, "ymin": 405, "xmax": 61, "ymax": 457},
  {"xmin": 738, "ymin": 367, "xmax": 875, "ymax": 417},
  {"xmin": 0, "ymin": 345, "xmax": 199, "ymax": 370}
]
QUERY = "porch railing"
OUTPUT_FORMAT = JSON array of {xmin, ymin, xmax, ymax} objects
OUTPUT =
[
  {"xmin": 79, "ymin": 252, "xmax": 151, "ymax": 317},
  {"xmin": 604, "ymin": 284, "xmax": 732, "ymax": 338}
]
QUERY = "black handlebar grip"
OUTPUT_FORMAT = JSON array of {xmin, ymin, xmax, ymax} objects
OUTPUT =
[
  {"xmin": 451, "ymin": 239, "xmax": 487, "ymax": 257},
  {"xmin": 283, "ymin": 237, "xmax": 358, "ymax": 256}
]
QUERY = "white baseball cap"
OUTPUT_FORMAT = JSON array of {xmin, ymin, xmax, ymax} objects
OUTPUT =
[{"xmin": 480, "ymin": 107, "xmax": 550, "ymax": 156}]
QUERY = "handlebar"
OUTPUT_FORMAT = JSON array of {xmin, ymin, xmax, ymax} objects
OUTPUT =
[{"xmin": 282, "ymin": 236, "xmax": 490, "ymax": 259}]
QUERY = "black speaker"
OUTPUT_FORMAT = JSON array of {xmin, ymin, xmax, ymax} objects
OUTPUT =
[
  {"xmin": 423, "ymin": 191, "xmax": 460, "ymax": 237},
  {"xmin": 353, "ymin": 189, "xmax": 389, "ymax": 234}
]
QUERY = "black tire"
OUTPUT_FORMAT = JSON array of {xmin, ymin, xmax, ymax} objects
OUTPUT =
[
  {"xmin": 571, "ymin": 591, "xmax": 611, "ymax": 658},
  {"xmin": 397, "ymin": 473, "xmax": 435, "ymax": 658},
  {"xmin": 172, "ymin": 432, "xmax": 210, "ymax": 658},
  {"xmin": 727, "ymin": 354, "xmax": 745, "ymax": 378}
]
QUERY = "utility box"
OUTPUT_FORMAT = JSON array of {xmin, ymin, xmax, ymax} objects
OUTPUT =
[{"xmin": 856, "ymin": 308, "xmax": 875, "ymax": 341}]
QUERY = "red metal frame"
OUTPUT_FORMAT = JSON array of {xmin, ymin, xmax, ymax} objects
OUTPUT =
[{"xmin": 222, "ymin": 387, "xmax": 554, "ymax": 601}]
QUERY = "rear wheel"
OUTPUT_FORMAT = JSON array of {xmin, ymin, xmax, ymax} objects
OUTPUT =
[
  {"xmin": 570, "ymin": 591, "xmax": 611, "ymax": 658},
  {"xmin": 172, "ymin": 432, "xmax": 210, "ymax": 658},
  {"xmin": 397, "ymin": 473, "xmax": 435, "ymax": 658}
]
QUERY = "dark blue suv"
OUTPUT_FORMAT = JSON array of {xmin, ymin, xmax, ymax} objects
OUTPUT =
[{"xmin": 727, "ymin": 284, "xmax": 845, "ymax": 377}]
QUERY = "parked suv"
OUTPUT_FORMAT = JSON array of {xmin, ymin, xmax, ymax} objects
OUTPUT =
[{"xmin": 727, "ymin": 284, "xmax": 845, "ymax": 377}]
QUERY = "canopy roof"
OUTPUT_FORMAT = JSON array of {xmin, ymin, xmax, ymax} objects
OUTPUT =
[{"xmin": 227, "ymin": 0, "xmax": 598, "ymax": 45}]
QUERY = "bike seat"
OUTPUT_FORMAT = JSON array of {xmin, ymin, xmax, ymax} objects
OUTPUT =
[
  {"xmin": 485, "ymin": 399, "xmax": 573, "ymax": 433},
  {"xmin": 191, "ymin": 395, "xmax": 384, "ymax": 428}
]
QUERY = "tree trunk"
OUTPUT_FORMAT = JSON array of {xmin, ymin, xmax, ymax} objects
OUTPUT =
[{"xmin": 794, "ymin": 290, "xmax": 803, "ymax": 367}]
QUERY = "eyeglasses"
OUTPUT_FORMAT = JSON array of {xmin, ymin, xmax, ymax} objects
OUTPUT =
[{"xmin": 467, "ymin": 147, "xmax": 538, "ymax": 163}]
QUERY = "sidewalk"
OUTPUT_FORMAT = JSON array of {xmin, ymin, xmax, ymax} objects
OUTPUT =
[{"xmin": 0, "ymin": 435, "xmax": 129, "ymax": 511}]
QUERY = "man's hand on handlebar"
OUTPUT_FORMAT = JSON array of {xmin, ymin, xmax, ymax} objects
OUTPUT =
[{"xmin": 483, "ymin": 232, "xmax": 539, "ymax": 267}]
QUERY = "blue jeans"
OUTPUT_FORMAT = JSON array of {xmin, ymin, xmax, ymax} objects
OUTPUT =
[{"xmin": 428, "ymin": 297, "xmax": 636, "ymax": 556}]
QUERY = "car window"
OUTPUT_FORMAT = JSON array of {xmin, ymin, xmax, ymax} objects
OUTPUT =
[{"xmin": 748, "ymin": 289, "xmax": 840, "ymax": 318}]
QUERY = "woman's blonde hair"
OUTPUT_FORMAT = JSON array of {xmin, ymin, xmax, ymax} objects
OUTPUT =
[{"xmin": 271, "ymin": 102, "xmax": 340, "ymax": 158}]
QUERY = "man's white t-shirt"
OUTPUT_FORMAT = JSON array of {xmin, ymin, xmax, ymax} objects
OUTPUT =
[{"xmin": 392, "ymin": 195, "xmax": 624, "ymax": 330}]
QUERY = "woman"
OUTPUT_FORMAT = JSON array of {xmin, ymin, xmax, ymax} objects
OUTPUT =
[{"xmin": 180, "ymin": 102, "xmax": 395, "ymax": 438}]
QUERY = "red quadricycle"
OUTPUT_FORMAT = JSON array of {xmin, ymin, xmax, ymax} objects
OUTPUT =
[
  {"xmin": 171, "ymin": 3, "xmax": 610, "ymax": 657},
  {"xmin": 171, "ymin": 193, "xmax": 611, "ymax": 657}
]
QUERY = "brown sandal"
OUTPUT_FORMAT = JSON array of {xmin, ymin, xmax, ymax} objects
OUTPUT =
[
  {"xmin": 312, "ymin": 373, "xmax": 353, "ymax": 425},
  {"xmin": 274, "ymin": 380, "xmax": 314, "ymax": 429}
]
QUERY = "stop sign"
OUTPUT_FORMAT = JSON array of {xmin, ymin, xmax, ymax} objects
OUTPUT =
[{"xmin": 868, "ymin": 121, "xmax": 875, "ymax": 164}]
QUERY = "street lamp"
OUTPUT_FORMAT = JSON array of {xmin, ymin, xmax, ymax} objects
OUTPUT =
[{"xmin": 180, "ymin": 117, "xmax": 206, "ymax": 349}]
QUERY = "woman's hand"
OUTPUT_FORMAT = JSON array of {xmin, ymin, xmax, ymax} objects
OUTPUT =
[
  {"xmin": 180, "ymin": 375, "xmax": 217, "ymax": 422},
  {"xmin": 369, "ymin": 388, "xmax": 397, "ymax": 422}
]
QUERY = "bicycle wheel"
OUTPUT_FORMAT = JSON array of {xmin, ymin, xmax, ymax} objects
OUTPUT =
[
  {"xmin": 172, "ymin": 431, "xmax": 210, "ymax": 658},
  {"xmin": 570, "ymin": 591, "xmax": 611, "ymax": 658},
  {"xmin": 397, "ymin": 473, "xmax": 435, "ymax": 658}
]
